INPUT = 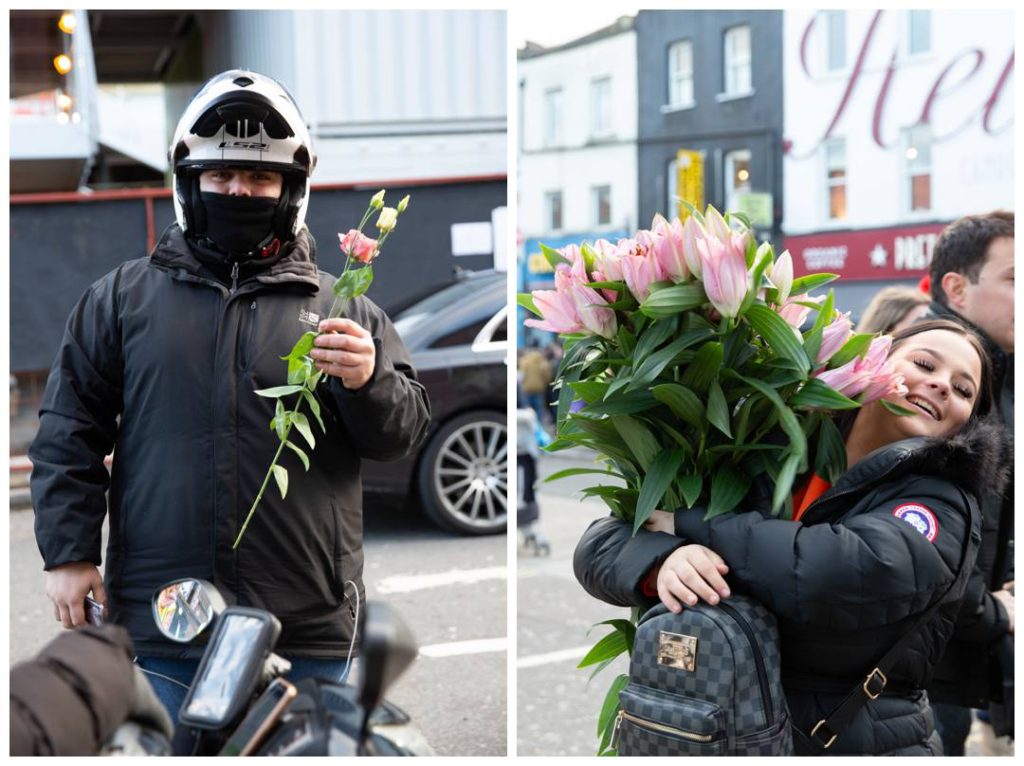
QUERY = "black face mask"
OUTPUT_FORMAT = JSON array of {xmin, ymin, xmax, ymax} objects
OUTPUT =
[{"xmin": 199, "ymin": 192, "xmax": 278, "ymax": 257}]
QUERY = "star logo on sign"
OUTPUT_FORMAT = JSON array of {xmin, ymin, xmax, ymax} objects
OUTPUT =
[{"xmin": 869, "ymin": 244, "xmax": 888, "ymax": 268}]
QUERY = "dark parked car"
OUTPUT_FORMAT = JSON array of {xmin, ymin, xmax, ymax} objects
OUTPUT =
[{"xmin": 362, "ymin": 270, "xmax": 507, "ymax": 535}]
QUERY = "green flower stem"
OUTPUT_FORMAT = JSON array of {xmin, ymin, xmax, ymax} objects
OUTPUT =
[{"xmin": 233, "ymin": 417, "xmax": 294, "ymax": 549}]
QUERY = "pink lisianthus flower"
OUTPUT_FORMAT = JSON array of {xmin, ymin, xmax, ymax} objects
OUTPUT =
[
  {"xmin": 697, "ymin": 235, "xmax": 750, "ymax": 318},
  {"xmin": 338, "ymin": 229, "xmax": 379, "ymax": 264},
  {"xmin": 815, "ymin": 311, "xmax": 853, "ymax": 365}
]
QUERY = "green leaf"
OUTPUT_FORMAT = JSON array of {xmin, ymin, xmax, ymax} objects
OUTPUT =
[
  {"xmin": 631, "ymin": 316, "xmax": 677, "ymax": 367},
  {"xmin": 584, "ymin": 391, "xmax": 658, "ymax": 416},
  {"xmin": 516, "ymin": 292, "xmax": 540, "ymax": 316},
  {"xmin": 815, "ymin": 415, "xmax": 848, "ymax": 483},
  {"xmin": 707, "ymin": 463, "xmax": 750, "ymax": 518},
  {"xmin": 790, "ymin": 378, "xmax": 861, "ymax": 410},
  {"xmin": 652, "ymin": 383, "xmax": 705, "ymax": 430},
  {"xmin": 828, "ymin": 333, "xmax": 875, "ymax": 368},
  {"xmin": 284, "ymin": 440, "xmax": 310, "ymax": 471},
  {"xmin": 302, "ymin": 390, "xmax": 326, "ymax": 432},
  {"xmin": 880, "ymin": 399, "xmax": 918, "ymax": 417},
  {"xmin": 706, "ymin": 379, "xmax": 732, "ymax": 438},
  {"xmin": 604, "ymin": 374, "xmax": 633, "ymax": 398},
  {"xmin": 542, "ymin": 467, "xmax": 624, "ymax": 483},
  {"xmin": 282, "ymin": 331, "xmax": 318, "ymax": 361},
  {"xmin": 745, "ymin": 304, "xmax": 811, "ymax": 374},
  {"xmin": 678, "ymin": 474, "xmax": 703, "ymax": 507},
  {"xmin": 771, "ymin": 452, "xmax": 803, "ymax": 516},
  {"xmin": 540, "ymin": 242, "xmax": 571, "ymax": 269},
  {"xmin": 680, "ymin": 341, "xmax": 723, "ymax": 394},
  {"xmin": 790, "ymin": 273, "xmax": 839, "ymax": 295},
  {"xmin": 626, "ymin": 328, "xmax": 714, "ymax": 392},
  {"xmin": 333, "ymin": 266, "xmax": 374, "ymax": 299},
  {"xmin": 272, "ymin": 464, "xmax": 289, "ymax": 499},
  {"xmin": 291, "ymin": 412, "xmax": 315, "ymax": 449},
  {"xmin": 633, "ymin": 448, "xmax": 686, "ymax": 534},
  {"xmin": 287, "ymin": 356, "xmax": 313, "ymax": 386},
  {"xmin": 726, "ymin": 370, "xmax": 807, "ymax": 461},
  {"xmin": 577, "ymin": 629, "xmax": 630, "ymax": 668},
  {"xmin": 733, "ymin": 396, "xmax": 756, "ymax": 444},
  {"xmin": 738, "ymin": 246, "xmax": 774, "ymax": 317},
  {"xmin": 597, "ymin": 674, "xmax": 629, "ymax": 752},
  {"xmin": 639, "ymin": 283, "xmax": 707, "ymax": 319},
  {"xmin": 611, "ymin": 416, "xmax": 660, "ymax": 471},
  {"xmin": 255, "ymin": 384, "xmax": 305, "ymax": 398},
  {"xmin": 809, "ymin": 289, "xmax": 835, "ymax": 338},
  {"xmin": 568, "ymin": 380, "xmax": 609, "ymax": 403},
  {"xmin": 584, "ymin": 279, "xmax": 627, "ymax": 292},
  {"xmin": 272, "ymin": 399, "xmax": 288, "ymax": 442}
]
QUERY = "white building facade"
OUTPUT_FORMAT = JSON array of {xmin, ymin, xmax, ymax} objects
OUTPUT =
[
  {"xmin": 782, "ymin": 9, "xmax": 1013, "ymax": 294},
  {"xmin": 518, "ymin": 19, "xmax": 639, "ymax": 259}
]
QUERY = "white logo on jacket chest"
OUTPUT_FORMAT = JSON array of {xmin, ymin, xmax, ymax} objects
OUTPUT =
[{"xmin": 298, "ymin": 309, "xmax": 321, "ymax": 326}]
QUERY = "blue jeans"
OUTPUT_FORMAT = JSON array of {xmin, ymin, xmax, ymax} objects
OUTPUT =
[{"xmin": 135, "ymin": 655, "xmax": 354, "ymax": 726}]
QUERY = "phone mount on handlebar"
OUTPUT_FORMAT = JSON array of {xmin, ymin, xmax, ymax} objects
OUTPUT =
[{"xmin": 178, "ymin": 607, "xmax": 281, "ymax": 730}]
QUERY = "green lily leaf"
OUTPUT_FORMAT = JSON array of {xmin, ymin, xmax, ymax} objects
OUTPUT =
[
  {"xmin": 577, "ymin": 628, "xmax": 630, "ymax": 668},
  {"xmin": 639, "ymin": 284, "xmax": 707, "ymax": 319},
  {"xmin": 633, "ymin": 448, "xmax": 685, "ymax": 534},
  {"xmin": 726, "ymin": 370, "xmax": 807, "ymax": 461},
  {"xmin": 652, "ymin": 383, "xmax": 705, "ymax": 431},
  {"xmin": 678, "ymin": 474, "xmax": 703, "ymax": 508},
  {"xmin": 540, "ymin": 242, "xmax": 571, "ymax": 269},
  {"xmin": 790, "ymin": 378, "xmax": 861, "ymax": 410},
  {"xmin": 707, "ymin": 379, "xmax": 732, "ymax": 438},
  {"xmin": 828, "ymin": 332, "xmax": 875, "ymax": 368},
  {"xmin": 611, "ymin": 416, "xmax": 660, "ymax": 471},
  {"xmin": 516, "ymin": 292, "xmax": 540, "ymax": 316},
  {"xmin": 771, "ymin": 452, "xmax": 803, "ymax": 517},
  {"xmin": 880, "ymin": 399, "xmax": 917, "ymax": 417},
  {"xmin": 627, "ymin": 328, "xmax": 714, "ymax": 392},
  {"xmin": 680, "ymin": 341, "xmax": 723, "ymax": 394},
  {"xmin": 597, "ymin": 674, "xmax": 629, "ymax": 753},
  {"xmin": 584, "ymin": 391, "xmax": 658, "ymax": 417},
  {"xmin": 815, "ymin": 414, "xmax": 848, "ymax": 483},
  {"xmin": 790, "ymin": 273, "xmax": 839, "ymax": 294},
  {"xmin": 707, "ymin": 462, "xmax": 750, "ymax": 518},
  {"xmin": 291, "ymin": 412, "xmax": 315, "ymax": 449},
  {"xmin": 745, "ymin": 304, "xmax": 811, "ymax": 374},
  {"xmin": 542, "ymin": 467, "xmax": 624, "ymax": 483}
]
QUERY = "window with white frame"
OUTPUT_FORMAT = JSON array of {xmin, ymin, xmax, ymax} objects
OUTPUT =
[
  {"xmin": 724, "ymin": 149, "xmax": 752, "ymax": 212},
  {"xmin": 904, "ymin": 126, "xmax": 932, "ymax": 212},
  {"xmin": 668, "ymin": 40, "xmax": 694, "ymax": 108},
  {"xmin": 723, "ymin": 25, "xmax": 752, "ymax": 96},
  {"xmin": 592, "ymin": 185, "xmax": 612, "ymax": 226},
  {"xmin": 825, "ymin": 11, "xmax": 846, "ymax": 71},
  {"xmin": 543, "ymin": 88, "xmax": 563, "ymax": 147},
  {"xmin": 907, "ymin": 10, "xmax": 931, "ymax": 56},
  {"xmin": 825, "ymin": 139, "xmax": 847, "ymax": 220},
  {"xmin": 590, "ymin": 77, "xmax": 612, "ymax": 138},
  {"xmin": 545, "ymin": 190, "xmax": 563, "ymax": 231}
]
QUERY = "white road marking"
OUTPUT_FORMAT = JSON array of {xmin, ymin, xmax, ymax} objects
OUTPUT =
[
  {"xmin": 419, "ymin": 637, "xmax": 508, "ymax": 657},
  {"xmin": 516, "ymin": 645, "xmax": 593, "ymax": 669},
  {"xmin": 376, "ymin": 566, "xmax": 507, "ymax": 594}
]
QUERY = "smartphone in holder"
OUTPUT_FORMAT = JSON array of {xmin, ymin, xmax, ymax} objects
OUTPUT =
[
  {"xmin": 218, "ymin": 678, "xmax": 298, "ymax": 756},
  {"xmin": 84, "ymin": 596, "xmax": 106, "ymax": 626}
]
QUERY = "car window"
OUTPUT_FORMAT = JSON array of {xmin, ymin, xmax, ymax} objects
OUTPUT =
[
  {"xmin": 491, "ymin": 316, "xmax": 507, "ymax": 343},
  {"xmin": 392, "ymin": 278, "xmax": 490, "ymax": 337},
  {"xmin": 431, "ymin": 318, "xmax": 489, "ymax": 349}
]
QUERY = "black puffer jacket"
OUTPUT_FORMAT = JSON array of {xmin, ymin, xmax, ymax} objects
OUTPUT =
[
  {"xmin": 574, "ymin": 419, "xmax": 1005, "ymax": 755},
  {"xmin": 31, "ymin": 225, "xmax": 430, "ymax": 658}
]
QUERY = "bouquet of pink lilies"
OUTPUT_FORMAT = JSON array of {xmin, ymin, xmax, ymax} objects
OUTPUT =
[{"xmin": 519, "ymin": 205, "xmax": 908, "ymax": 530}]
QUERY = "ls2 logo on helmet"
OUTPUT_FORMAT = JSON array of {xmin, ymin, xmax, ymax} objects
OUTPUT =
[
  {"xmin": 218, "ymin": 140, "xmax": 270, "ymax": 151},
  {"xmin": 892, "ymin": 503, "xmax": 939, "ymax": 542}
]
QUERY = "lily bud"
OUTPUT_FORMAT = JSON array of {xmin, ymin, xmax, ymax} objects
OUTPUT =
[
  {"xmin": 376, "ymin": 207, "xmax": 398, "ymax": 232},
  {"xmin": 370, "ymin": 189, "xmax": 386, "ymax": 209},
  {"xmin": 397, "ymin": 194, "xmax": 410, "ymax": 213},
  {"xmin": 770, "ymin": 250, "xmax": 794, "ymax": 305}
]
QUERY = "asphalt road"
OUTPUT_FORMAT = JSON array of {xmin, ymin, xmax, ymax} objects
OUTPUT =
[{"xmin": 9, "ymin": 496, "xmax": 507, "ymax": 757}]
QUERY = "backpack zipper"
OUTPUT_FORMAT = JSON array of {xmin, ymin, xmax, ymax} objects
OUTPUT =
[
  {"xmin": 716, "ymin": 601, "xmax": 774, "ymax": 728},
  {"xmin": 612, "ymin": 709, "xmax": 716, "ymax": 749}
]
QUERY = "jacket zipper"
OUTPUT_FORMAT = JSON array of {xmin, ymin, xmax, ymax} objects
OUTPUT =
[
  {"xmin": 716, "ymin": 601, "xmax": 774, "ymax": 728},
  {"xmin": 612, "ymin": 709, "xmax": 716, "ymax": 749},
  {"xmin": 230, "ymin": 261, "xmax": 239, "ymax": 293}
]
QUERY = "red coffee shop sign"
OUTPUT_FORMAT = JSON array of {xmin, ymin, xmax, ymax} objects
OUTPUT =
[{"xmin": 784, "ymin": 223, "xmax": 949, "ymax": 281}]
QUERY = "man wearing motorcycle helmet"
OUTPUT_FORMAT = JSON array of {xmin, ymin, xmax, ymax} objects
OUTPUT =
[{"xmin": 30, "ymin": 70, "xmax": 431, "ymax": 721}]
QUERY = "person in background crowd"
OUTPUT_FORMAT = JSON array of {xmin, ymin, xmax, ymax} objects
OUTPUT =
[
  {"xmin": 520, "ymin": 340, "xmax": 553, "ymax": 427},
  {"xmin": 857, "ymin": 285, "xmax": 931, "ymax": 335},
  {"xmin": 576, "ymin": 319, "xmax": 1004, "ymax": 755},
  {"xmin": 925, "ymin": 210, "xmax": 1014, "ymax": 754}
]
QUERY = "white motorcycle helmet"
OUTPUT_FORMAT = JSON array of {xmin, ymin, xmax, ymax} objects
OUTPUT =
[{"xmin": 169, "ymin": 70, "xmax": 316, "ymax": 248}]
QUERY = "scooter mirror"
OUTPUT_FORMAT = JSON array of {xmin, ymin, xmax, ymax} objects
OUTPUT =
[
  {"xmin": 151, "ymin": 578, "xmax": 226, "ymax": 643},
  {"xmin": 358, "ymin": 603, "xmax": 417, "ymax": 718}
]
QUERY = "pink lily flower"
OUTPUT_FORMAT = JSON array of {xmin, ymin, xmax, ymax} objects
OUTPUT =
[
  {"xmin": 651, "ymin": 214, "xmax": 690, "ymax": 283},
  {"xmin": 525, "ymin": 289, "xmax": 583, "ymax": 334},
  {"xmin": 769, "ymin": 250, "xmax": 794, "ymax": 305},
  {"xmin": 859, "ymin": 369, "xmax": 908, "ymax": 404},
  {"xmin": 704, "ymin": 205, "xmax": 732, "ymax": 242},
  {"xmin": 568, "ymin": 283, "xmax": 617, "ymax": 339},
  {"xmin": 816, "ymin": 311, "xmax": 853, "ymax": 365},
  {"xmin": 777, "ymin": 293, "xmax": 824, "ymax": 329},
  {"xmin": 681, "ymin": 216, "xmax": 706, "ymax": 279},
  {"xmin": 698, "ymin": 236, "xmax": 750, "ymax": 318},
  {"xmin": 621, "ymin": 250, "xmax": 658, "ymax": 303}
]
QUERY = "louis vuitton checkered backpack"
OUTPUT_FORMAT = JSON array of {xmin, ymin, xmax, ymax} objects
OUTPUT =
[{"xmin": 613, "ymin": 594, "xmax": 793, "ymax": 756}]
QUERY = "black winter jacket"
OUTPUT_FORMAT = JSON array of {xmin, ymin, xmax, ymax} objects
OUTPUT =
[
  {"xmin": 30, "ymin": 225, "xmax": 430, "ymax": 658},
  {"xmin": 925, "ymin": 301, "xmax": 1014, "ymax": 707},
  {"xmin": 574, "ymin": 419, "xmax": 1004, "ymax": 755}
]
